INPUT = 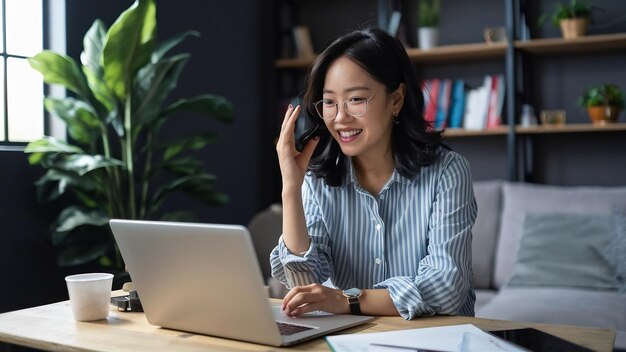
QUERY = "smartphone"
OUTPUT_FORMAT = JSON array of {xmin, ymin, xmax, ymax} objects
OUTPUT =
[
  {"xmin": 488, "ymin": 328, "xmax": 593, "ymax": 352},
  {"xmin": 291, "ymin": 96, "xmax": 320, "ymax": 152}
]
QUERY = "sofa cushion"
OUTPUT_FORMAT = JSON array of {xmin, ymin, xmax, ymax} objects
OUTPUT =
[
  {"xmin": 508, "ymin": 213, "xmax": 618, "ymax": 290},
  {"xmin": 476, "ymin": 287, "xmax": 626, "ymax": 349},
  {"xmin": 471, "ymin": 180, "xmax": 503, "ymax": 289},
  {"xmin": 603, "ymin": 211, "xmax": 626, "ymax": 292},
  {"xmin": 493, "ymin": 183, "xmax": 626, "ymax": 289},
  {"xmin": 474, "ymin": 289, "xmax": 497, "ymax": 312}
]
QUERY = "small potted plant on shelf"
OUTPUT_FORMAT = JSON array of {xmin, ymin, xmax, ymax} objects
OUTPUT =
[
  {"xmin": 578, "ymin": 83, "xmax": 624, "ymax": 124},
  {"xmin": 540, "ymin": 0, "xmax": 595, "ymax": 39},
  {"xmin": 417, "ymin": 0, "xmax": 440, "ymax": 50}
]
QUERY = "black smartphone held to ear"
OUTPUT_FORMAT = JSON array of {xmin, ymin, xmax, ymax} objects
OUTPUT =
[{"xmin": 291, "ymin": 96, "xmax": 321, "ymax": 152}]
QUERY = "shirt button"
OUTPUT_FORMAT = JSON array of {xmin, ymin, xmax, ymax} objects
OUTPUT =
[
  {"xmin": 375, "ymin": 258, "xmax": 381, "ymax": 265},
  {"xmin": 375, "ymin": 223, "xmax": 381, "ymax": 231}
]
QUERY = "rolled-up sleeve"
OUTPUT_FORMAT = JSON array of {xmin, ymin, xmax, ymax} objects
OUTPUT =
[
  {"xmin": 375, "ymin": 154, "xmax": 477, "ymax": 319},
  {"xmin": 270, "ymin": 177, "xmax": 333, "ymax": 288}
]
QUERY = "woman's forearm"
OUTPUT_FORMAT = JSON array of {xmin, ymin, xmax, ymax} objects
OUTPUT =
[
  {"xmin": 281, "ymin": 186, "xmax": 311, "ymax": 254},
  {"xmin": 360, "ymin": 289, "xmax": 400, "ymax": 316}
]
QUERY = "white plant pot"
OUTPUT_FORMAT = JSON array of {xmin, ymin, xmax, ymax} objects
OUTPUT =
[{"xmin": 418, "ymin": 27, "xmax": 439, "ymax": 50}]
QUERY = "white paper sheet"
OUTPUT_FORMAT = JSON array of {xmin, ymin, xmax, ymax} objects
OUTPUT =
[{"xmin": 325, "ymin": 324, "xmax": 528, "ymax": 352}]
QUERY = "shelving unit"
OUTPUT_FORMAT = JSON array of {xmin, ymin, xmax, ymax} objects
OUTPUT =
[{"xmin": 271, "ymin": 0, "xmax": 626, "ymax": 186}]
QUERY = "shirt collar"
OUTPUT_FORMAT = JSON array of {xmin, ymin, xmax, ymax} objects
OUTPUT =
[{"xmin": 341, "ymin": 157, "xmax": 414, "ymax": 190}]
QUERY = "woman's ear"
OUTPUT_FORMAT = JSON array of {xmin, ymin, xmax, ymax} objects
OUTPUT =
[{"xmin": 392, "ymin": 83, "xmax": 406, "ymax": 113}]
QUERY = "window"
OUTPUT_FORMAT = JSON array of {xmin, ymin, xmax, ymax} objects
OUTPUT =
[{"xmin": 0, "ymin": 0, "xmax": 44, "ymax": 144}]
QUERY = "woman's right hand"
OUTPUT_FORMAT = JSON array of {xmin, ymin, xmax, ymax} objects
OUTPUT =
[{"xmin": 276, "ymin": 104, "xmax": 320, "ymax": 192}]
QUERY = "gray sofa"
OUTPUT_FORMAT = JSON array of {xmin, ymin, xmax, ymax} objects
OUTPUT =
[
  {"xmin": 472, "ymin": 181, "xmax": 626, "ymax": 350},
  {"xmin": 249, "ymin": 181, "xmax": 626, "ymax": 349}
]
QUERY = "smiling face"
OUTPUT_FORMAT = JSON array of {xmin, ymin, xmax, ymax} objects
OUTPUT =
[{"xmin": 321, "ymin": 56, "xmax": 403, "ymax": 164}]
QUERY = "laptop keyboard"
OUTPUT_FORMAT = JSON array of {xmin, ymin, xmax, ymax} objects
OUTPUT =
[{"xmin": 276, "ymin": 322, "xmax": 315, "ymax": 336}]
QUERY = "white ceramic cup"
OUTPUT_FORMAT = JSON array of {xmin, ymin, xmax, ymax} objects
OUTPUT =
[{"xmin": 65, "ymin": 273, "xmax": 114, "ymax": 321}]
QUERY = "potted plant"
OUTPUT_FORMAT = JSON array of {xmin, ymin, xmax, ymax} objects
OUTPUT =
[
  {"xmin": 540, "ymin": 0, "xmax": 594, "ymax": 39},
  {"xmin": 578, "ymin": 83, "xmax": 624, "ymax": 124},
  {"xmin": 25, "ymin": 0, "xmax": 233, "ymax": 276},
  {"xmin": 417, "ymin": 0, "xmax": 440, "ymax": 50}
]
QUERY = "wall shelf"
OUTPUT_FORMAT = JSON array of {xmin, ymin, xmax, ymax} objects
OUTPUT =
[
  {"xmin": 516, "ymin": 122, "xmax": 626, "ymax": 135},
  {"xmin": 405, "ymin": 42, "xmax": 507, "ymax": 64},
  {"xmin": 275, "ymin": 42, "xmax": 507, "ymax": 68},
  {"xmin": 443, "ymin": 123, "xmax": 626, "ymax": 137},
  {"xmin": 443, "ymin": 127, "xmax": 508, "ymax": 137},
  {"xmin": 515, "ymin": 33, "xmax": 626, "ymax": 55},
  {"xmin": 274, "ymin": 57, "xmax": 314, "ymax": 69}
]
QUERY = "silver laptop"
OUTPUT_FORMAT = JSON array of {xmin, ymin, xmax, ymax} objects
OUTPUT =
[{"xmin": 109, "ymin": 219, "xmax": 374, "ymax": 346}]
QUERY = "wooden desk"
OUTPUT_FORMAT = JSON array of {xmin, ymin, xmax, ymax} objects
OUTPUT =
[{"xmin": 0, "ymin": 297, "xmax": 615, "ymax": 352}]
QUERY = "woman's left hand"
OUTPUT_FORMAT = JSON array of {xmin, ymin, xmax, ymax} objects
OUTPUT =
[{"xmin": 281, "ymin": 283, "xmax": 349, "ymax": 317}]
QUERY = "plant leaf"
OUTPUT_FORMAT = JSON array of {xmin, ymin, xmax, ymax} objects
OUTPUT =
[
  {"xmin": 53, "ymin": 154, "xmax": 124, "ymax": 176},
  {"xmin": 24, "ymin": 137, "xmax": 85, "ymax": 165},
  {"xmin": 160, "ymin": 132, "xmax": 219, "ymax": 160},
  {"xmin": 152, "ymin": 156, "xmax": 203, "ymax": 176},
  {"xmin": 162, "ymin": 94, "xmax": 234, "ymax": 124},
  {"xmin": 28, "ymin": 51, "xmax": 90, "ymax": 98},
  {"xmin": 150, "ymin": 173, "xmax": 228, "ymax": 215},
  {"xmin": 152, "ymin": 30, "xmax": 199, "ymax": 62},
  {"xmin": 54, "ymin": 206, "xmax": 110, "ymax": 233},
  {"xmin": 44, "ymin": 98, "xmax": 102, "ymax": 145},
  {"xmin": 80, "ymin": 19, "xmax": 119, "ymax": 119},
  {"xmin": 133, "ymin": 54, "xmax": 190, "ymax": 127},
  {"xmin": 103, "ymin": 0, "xmax": 157, "ymax": 100},
  {"xmin": 81, "ymin": 19, "xmax": 108, "ymax": 76},
  {"xmin": 34, "ymin": 169, "xmax": 98, "ymax": 202},
  {"xmin": 51, "ymin": 218, "xmax": 112, "ymax": 266}
]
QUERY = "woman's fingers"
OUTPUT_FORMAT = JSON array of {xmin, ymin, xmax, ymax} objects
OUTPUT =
[
  {"xmin": 279, "ymin": 105, "xmax": 300, "ymax": 140},
  {"xmin": 281, "ymin": 284, "xmax": 342, "ymax": 316}
]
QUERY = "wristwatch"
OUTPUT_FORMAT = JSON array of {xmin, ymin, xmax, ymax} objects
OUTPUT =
[{"xmin": 342, "ymin": 288, "xmax": 362, "ymax": 315}]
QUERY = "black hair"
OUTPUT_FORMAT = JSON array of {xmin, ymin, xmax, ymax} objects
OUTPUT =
[{"xmin": 304, "ymin": 27, "xmax": 443, "ymax": 187}]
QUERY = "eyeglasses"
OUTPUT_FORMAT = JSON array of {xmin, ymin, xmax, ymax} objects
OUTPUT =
[{"xmin": 313, "ymin": 89, "xmax": 377, "ymax": 120}]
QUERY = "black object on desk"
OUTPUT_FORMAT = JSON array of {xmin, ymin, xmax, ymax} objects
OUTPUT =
[
  {"xmin": 110, "ymin": 290, "xmax": 143, "ymax": 312},
  {"xmin": 488, "ymin": 327, "xmax": 593, "ymax": 352}
]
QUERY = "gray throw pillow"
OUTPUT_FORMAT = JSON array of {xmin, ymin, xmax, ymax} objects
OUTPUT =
[
  {"xmin": 603, "ymin": 211, "xmax": 626, "ymax": 292},
  {"xmin": 508, "ymin": 213, "xmax": 618, "ymax": 290}
]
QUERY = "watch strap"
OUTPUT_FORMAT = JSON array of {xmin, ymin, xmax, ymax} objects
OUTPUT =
[{"xmin": 347, "ymin": 296, "xmax": 361, "ymax": 315}]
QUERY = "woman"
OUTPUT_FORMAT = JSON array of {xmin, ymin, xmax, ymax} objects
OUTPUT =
[{"xmin": 271, "ymin": 27, "xmax": 477, "ymax": 320}]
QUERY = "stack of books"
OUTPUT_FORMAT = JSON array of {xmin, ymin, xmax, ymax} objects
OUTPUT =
[{"xmin": 422, "ymin": 74, "xmax": 505, "ymax": 131}]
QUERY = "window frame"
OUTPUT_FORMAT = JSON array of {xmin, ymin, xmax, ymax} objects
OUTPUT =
[{"xmin": 0, "ymin": 0, "xmax": 66, "ymax": 150}]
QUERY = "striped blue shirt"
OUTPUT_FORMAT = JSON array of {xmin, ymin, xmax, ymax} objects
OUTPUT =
[{"xmin": 270, "ymin": 148, "xmax": 477, "ymax": 319}]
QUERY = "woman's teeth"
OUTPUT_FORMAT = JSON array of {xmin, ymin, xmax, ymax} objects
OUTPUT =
[{"xmin": 339, "ymin": 129, "xmax": 362, "ymax": 138}]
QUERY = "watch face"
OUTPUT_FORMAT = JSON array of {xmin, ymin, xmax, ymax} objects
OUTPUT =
[{"xmin": 344, "ymin": 288, "xmax": 362, "ymax": 297}]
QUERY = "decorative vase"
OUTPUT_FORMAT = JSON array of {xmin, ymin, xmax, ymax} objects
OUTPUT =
[
  {"xmin": 559, "ymin": 18, "xmax": 588, "ymax": 39},
  {"xmin": 418, "ymin": 27, "xmax": 439, "ymax": 50},
  {"xmin": 587, "ymin": 106, "xmax": 621, "ymax": 124}
]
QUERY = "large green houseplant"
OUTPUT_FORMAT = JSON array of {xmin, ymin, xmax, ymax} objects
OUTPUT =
[{"xmin": 25, "ymin": 0, "xmax": 233, "ymax": 273}]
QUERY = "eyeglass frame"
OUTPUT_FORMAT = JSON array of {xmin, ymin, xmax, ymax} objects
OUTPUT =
[{"xmin": 312, "ymin": 89, "xmax": 377, "ymax": 120}]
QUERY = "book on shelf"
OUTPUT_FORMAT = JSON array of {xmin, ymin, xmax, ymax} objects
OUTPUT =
[
  {"xmin": 463, "ymin": 75, "xmax": 491, "ymax": 130},
  {"xmin": 448, "ymin": 79, "xmax": 466, "ymax": 129},
  {"xmin": 486, "ymin": 74, "xmax": 505, "ymax": 128},
  {"xmin": 422, "ymin": 78, "xmax": 440, "ymax": 127},
  {"xmin": 387, "ymin": 11, "xmax": 402, "ymax": 37},
  {"xmin": 292, "ymin": 26, "xmax": 315, "ymax": 59},
  {"xmin": 435, "ymin": 79, "xmax": 452, "ymax": 129}
]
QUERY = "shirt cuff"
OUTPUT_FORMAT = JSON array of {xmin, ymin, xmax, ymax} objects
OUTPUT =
[
  {"xmin": 278, "ymin": 236, "xmax": 318, "ymax": 287},
  {"xmin": 375, "ymin": 277, "xmax": 434, "ymax": 320}
]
